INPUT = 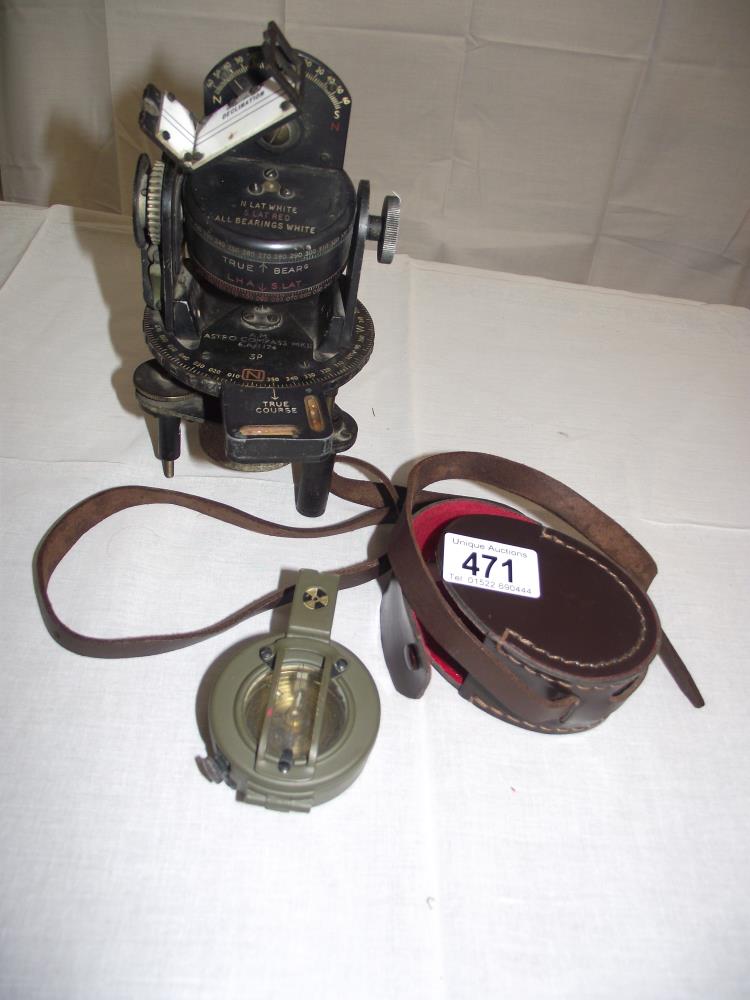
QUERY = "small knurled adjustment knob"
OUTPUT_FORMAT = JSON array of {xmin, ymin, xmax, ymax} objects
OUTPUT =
[
  {"xmin": 132, "ymin": 153, "xmax": 151, "ymax": 249},
  {"xmin": 145, "ymin": 160, "xmax": 165, "ymax": 247},
  {"xmin": 367, "ymin": 194, "xmax": 401, "ymax": 264},
  {"xmin": 132, "ymin": 154, "xmax": 165, "ymax": 249}
]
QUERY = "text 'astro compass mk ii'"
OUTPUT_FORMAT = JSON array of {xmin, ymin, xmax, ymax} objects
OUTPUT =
[{"xmin": 132, "ymin": 22, "xmax": 399, "ymax": 515}]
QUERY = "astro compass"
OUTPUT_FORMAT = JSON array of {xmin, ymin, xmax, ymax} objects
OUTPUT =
[{"xmin": 132, "ymin": 21, "xmax": 399, "ymax": 515}]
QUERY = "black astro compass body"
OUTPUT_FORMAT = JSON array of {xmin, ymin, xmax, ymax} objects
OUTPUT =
[{"xmin": 132, "ymin": 22, "xmax": 399, "ymax": 515}]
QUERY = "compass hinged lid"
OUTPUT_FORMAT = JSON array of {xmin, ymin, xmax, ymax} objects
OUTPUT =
[{"xmin": 438, "ymin": 512, "xmax": 660, "ymax": 684}]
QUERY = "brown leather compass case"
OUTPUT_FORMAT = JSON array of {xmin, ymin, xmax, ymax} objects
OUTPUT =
[{"xmin": 382, "ymin": 453, "xmax": 703, "ymax": 734}]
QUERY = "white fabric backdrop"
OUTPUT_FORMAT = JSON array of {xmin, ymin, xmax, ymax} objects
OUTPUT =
[
  {"xmin": 1, "ymin": 201, "xmax": 749, "ymax": 1000},
  {"xmin": 0, "ymin": 0, "xmax": 748, "ymax": 306}
]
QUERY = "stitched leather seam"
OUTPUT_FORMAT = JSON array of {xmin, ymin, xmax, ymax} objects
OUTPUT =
[
  {"xmin": 504, "ymin": 532, "xmax": 648, "ymax": 670},
  {"xmin": 470, "ymin": 696, "xmax": 595, "ymax": 734},
  {"xmin": 502, "ymin": 647, "xmax": 632, "ymax": 692}
]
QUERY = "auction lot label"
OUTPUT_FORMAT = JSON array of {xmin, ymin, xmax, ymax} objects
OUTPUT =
[{"xmin": 442, "ymin": 532, "xmax": 541, "ymax": 599}]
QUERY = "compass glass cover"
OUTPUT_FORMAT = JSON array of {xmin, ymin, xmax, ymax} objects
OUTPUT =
[{"xmin": 244, "ymin": 665, "xmax": 347, "ymax": 761}]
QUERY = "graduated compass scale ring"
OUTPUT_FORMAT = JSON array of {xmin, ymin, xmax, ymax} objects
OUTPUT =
[{"xmin": 132, "ymin": 21, "xmax": 399, "ymax": 515}]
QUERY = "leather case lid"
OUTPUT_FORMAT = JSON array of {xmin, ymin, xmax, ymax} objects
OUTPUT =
[{"xmin": 439, "ymin": 513, "xmax": 660, "ymax": 682}]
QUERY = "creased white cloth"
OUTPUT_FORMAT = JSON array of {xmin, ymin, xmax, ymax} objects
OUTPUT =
[{"xmin": 0, "ymin": 203, "xmax": 749, "ymax": 999}]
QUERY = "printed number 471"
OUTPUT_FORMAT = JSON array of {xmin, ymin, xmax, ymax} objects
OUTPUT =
[{"xmin": 461, "ymin": 552, "xmax": 513, "ymax": 582}]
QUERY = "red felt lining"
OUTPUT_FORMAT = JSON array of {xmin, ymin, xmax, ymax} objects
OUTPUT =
[{"xmin": 409, "ymin": 499, "xmax": 535, "ymax": 685}]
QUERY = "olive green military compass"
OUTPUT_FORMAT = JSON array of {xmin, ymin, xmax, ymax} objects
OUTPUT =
[{"xmin": 201, "ymin": 569, "xmax": 380, "ymax": 811}]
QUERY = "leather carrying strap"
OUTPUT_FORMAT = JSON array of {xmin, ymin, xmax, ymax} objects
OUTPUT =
[
  {"xmin": 34, "ymin": 456, "xmax": 398, "ymax": 658},
  {"xmin": 33, "ymin": 451, "xmax": 703, "ymax": 712}
]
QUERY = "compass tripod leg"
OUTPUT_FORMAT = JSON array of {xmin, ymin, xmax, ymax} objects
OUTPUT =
[
  {"xmin": 294, "ymin": 456, "xmax": 335, "ymax": 517},
  {"xmin": 157, "ymin": 415, "xmax": 181, "ymax": 478}
]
